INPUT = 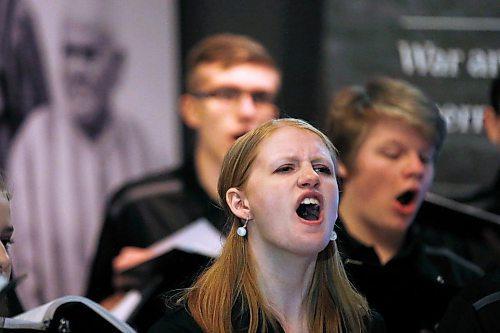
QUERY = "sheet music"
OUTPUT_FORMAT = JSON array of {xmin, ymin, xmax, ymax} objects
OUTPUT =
[
  {"xmin": 109, "ymin": 290, "xmax": 142, "ymax": 322},
  {"xmin": 148, "ymin": 217, "xmax": 225, "ymax": 259},
  {"xmin": 109, "ymin": 218, "xmax": 225, "ymax": 321},
  {"xmin": 14, "ymin": 299, "xmax": 54, "ymax": 322},
  {"xmin": 13, "ymin": 295, "xmax": 135, "ymax": 332}
]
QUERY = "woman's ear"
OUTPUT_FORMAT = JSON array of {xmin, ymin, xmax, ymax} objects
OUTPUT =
[
  {"xmin": 179, "ymin": 94, "xmax": 202, "ymax": 129},
  {"xmin": 338, "ymin": 161, "xmax": 349, "ymax": 179},
  {"xmin": 226, "ymin": 187, "xmax": 250, "ymax": 220},
  {"xmin": 484, "ymin": 106, "xmax": 500, "ymax": 146}
]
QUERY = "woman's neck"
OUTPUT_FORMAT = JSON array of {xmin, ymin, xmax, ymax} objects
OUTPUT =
[{"xmin": 252, "ymin": 246, "xmax": 316, "ymax": 333}]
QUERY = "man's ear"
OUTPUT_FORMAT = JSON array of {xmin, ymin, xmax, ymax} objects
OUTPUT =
[
  {"xmin": 338, "ymin": 161, "xmax": 349, "ymax": 179},
  {"xmin": 226, "ymin": 187, "xmax": 250, "ymax": 220},
  {"xmin": 179, "ymin": 94, "xmax": 201, "ymax": 129},
  {"xmin": 484, "ymin": 106, "xmax": 500, "ymax": 145}
]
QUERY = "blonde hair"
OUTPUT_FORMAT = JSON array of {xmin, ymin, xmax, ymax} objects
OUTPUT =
[
  {"xmin": 183, "ymin": 118, "xmax": 370, "ymax": 332},
  {"xmin": 326, "ymin": 77, "xmax": 446, "ymax": 172}
]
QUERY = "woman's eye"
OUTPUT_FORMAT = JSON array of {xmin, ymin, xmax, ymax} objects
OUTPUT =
[
  {"xmin": 314, "ymin": 165, "xmax": 332, "ymax": 175},
  {"xmin": 381, "ymin": 149, "xmax": 401, "ymax": 159},
  {"xmin": 275, "ymin": 165, "xmax": 294, "ymax": 173}
]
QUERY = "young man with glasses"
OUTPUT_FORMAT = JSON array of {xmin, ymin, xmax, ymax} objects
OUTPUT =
[{"xmin": 85, "ymin": 34, "xmax": 281, "ymax": 325}]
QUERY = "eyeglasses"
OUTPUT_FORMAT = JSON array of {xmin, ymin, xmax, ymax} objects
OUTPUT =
[
  {"xmin": 64, "ymin": 44, "xmax": 100, "ymax": 61},
  {"xmin": 191, "ymin": 88, "xmax": 276, "ymax": 107}
]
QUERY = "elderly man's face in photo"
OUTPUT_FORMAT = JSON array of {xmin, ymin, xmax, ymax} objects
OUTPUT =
[{"xmin": 62, "ymin": 22, "xmax": 120, "ymax": 128}]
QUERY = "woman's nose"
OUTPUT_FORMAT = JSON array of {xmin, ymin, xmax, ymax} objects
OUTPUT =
[
  {"xmin": 298, "ymin": 166, "xmax": 320, "ymax": 188},
  {"xmin": 403, "ymin": 153, "xmax": 425, "ymax": 179}
]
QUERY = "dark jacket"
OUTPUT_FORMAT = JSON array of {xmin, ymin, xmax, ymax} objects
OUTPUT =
[
  {"xmin": 0, "ymin": 277, "xmax": 24, "ymax": 317},
  {"xmin": 336, "ymin": 218, "xmax": 483, "ymax": 333},
  {"xmin": 437, "ymin": 268, "xmax": 500, "ymax": 333},
  {"xmin": 85, "ymin": 161, "xmax": 226, "ymax": 331},
  {"xmin": 414, "ymin": 193, "xmax": 500, "ymax": 273},
  {"xmin": 149, "ymin": 305, "xmax": 387, "ymax": 333}
]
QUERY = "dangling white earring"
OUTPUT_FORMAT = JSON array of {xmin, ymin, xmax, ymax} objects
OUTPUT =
[
  {"xmin": 330, "ymin": 230, "xmax": 337, "ymax": 241},
  {"xmin": 237, "ymin": 217, "xmax": 249, "ymax": 237}
]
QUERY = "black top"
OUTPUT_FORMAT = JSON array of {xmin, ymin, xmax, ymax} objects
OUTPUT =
[
  {"xmin": 437, "ymin": 268, "xmax": 500, "ymax": 333},
  {"xmin": 492, "ymin": 171, "xmax": 500, "ymax": 215},
  {"xmin": 336, "ymin": 218, "xmax": 483, "ymax": 333},
  {"xmin": 86, "ymin": 161, "xmax": 225, "ymax": 302},
  {"xmin": 487, "ymin": 169, "xmax": 500, "ymax": 215},
  {"xmin": 0, "ymin": 280, "xmax": 24, "ymax": 317},
  {"xmin": 149, "ymin": 307, "xmax": 203, "ymax": 333},
  {"xmin": 459, "ymin": 169, "xmax": 500, "ymax": 216},
  {"xmin": 414, "ymin": 193, "xmax": 500, "ymax": 273},
  {"xmin": 149, "ymin": 305, "xmax": 387, "ymax": 333},
  {"xmin": 85, "ymin": 161, "xmax": 226, "ymax": 331}
]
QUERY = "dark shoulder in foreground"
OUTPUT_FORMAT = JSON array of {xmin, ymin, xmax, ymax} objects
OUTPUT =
[
  {"xmin": 149, "ymin": 306, "xmax": 386, "ymax": 333},
  {"xmin": 437, "ymin": 268, "xmax": 500, "ymax": 333},
  {"xmin": 368, "ymin": 310, "xmax": 387, "ymax": 333},
  {"xmin": 107, "ymin": 167, "xmax": 185, "ymax": 216},
  {"xmin": 423, "ymin": 243, "xmax": 484, "ymax": 285},
  {"xmin": 149, "ymin": 306, "xmax": 203, "ymax": 333}
]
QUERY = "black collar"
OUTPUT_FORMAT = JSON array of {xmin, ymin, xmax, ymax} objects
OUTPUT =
[
  {"xmin": 178, "ymin": 160, "xmax": 227, "ymax": 233},
  {"xmin": 336, "ymin": 217, "xmax": 422, "ymax": 267}
]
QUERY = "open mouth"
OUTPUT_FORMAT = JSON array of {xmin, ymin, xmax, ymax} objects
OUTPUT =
[
  {"xmin": 396, "ymin": 190, "xmax": 417, "ymax": 206},
  {"xmin": 296, "ymin": 198, "xmax": 321, "ymax": 221}
]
